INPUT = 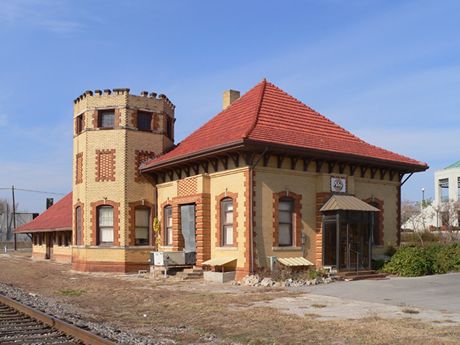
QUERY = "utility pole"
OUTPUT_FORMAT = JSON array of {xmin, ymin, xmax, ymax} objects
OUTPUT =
[{"xmin": 12, "ymin": 185, "xmax": 17, "ymax": 251}]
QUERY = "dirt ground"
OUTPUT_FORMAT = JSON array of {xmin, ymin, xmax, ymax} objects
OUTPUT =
[{"xmin": 1, "ymin": 252, "xmax": 460, "ymax": 345}]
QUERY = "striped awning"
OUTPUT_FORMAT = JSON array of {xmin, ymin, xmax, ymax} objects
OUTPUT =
[
  {"xmin": 320, "ymin": 195, "xmax": 380, "ymax": 212},
  {"xmin": 277, "ymin": 257, "xmax": 314, "ymax": 267},
  {"xmin": 202, "ymin": 257, "xmax": 237, "ymax": 266}
]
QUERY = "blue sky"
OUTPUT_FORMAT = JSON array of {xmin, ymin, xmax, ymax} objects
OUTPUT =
[{"xmin": 0, "ymin": 0, "xmax": 459, "ymax": 212}]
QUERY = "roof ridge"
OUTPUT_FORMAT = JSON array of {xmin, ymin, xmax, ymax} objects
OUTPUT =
[{"xmin": 243, "ymin": 78, "xmax": 267, "ymax": 139}]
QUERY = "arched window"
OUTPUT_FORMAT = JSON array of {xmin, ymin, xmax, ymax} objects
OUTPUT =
[
  {"xmin": 75, "ymin": 206, "xmax": 82, "ymax": 245},
  {"xmin": 164, "ymin": 206, "xmax": 173, "ymax": 246},
  {"xmin": 97, "ymin": 206, "xmax": 114, "ymax": 245},
  {"xmin": 278, "ymin": 197, "xmax": 294, "ymax": 246},
  {"xmin": 221, "ymin": 198, "xmax": 234, "ymax": 246},
  {"xmin": 135, "ymin": 208, "xmax": 150, "ymax": 245}
]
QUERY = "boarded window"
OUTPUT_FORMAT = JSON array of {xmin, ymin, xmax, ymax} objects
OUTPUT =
[
  {"xmin": 98, "ymin": 206, "xmax": 114, "ymax": 244},
  {"xmin": 137, "ymin": 111, "xmax": 152, "ymax": 131},
  {"xmin": 221, "ymin": 198, "xmax": 234, "ymax": 246},
  {"xmin": 135, "ymin": 208, "xmax": 150, "ymax": 245},
  {"xmin": 76, "ymin": 206, "xmax": 82, "ymax": 245},
  {"xmin": 278, "ymin": 198, "xmax": 293, "ymax": 246}
]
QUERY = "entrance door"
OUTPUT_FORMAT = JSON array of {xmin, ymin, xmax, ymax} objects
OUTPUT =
[
  {"xmin": 323, "ymin": 211, "xmax": 371, "ymax": 270},
  {"xmin": 45, "ymin": 233, "xmax": 53, "ymax": 260},
  {"xmin": 180, "ymin": 204, "xmax": 196, "ymax": 265}
]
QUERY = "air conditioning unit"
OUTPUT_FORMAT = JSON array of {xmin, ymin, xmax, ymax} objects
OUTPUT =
[{"xmin": 151, "ymin": 251, "xmax": 196, "ymax": 266}]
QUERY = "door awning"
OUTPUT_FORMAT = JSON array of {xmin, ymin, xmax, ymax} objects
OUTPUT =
[
  {"xmin": 202, "ymin": 257, "xmax": 237, "ymax": 266},
  {"xmin": 277, "ymin": 257, "xmax": 314, "ymax": 267},
  {"xmin": 320, "ymin": 195, "xmax": 380, "ymax": 212}
]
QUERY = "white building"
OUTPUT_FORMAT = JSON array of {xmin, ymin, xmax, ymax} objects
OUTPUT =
[{"xmin": 404, "ymin": 160, "xmax": 460, "ymax": 231}]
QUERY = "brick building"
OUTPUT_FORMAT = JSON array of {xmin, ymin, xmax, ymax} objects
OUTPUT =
[{"xmin": 16, "ymin": 80, "xmax": 428, "ymax": 279}]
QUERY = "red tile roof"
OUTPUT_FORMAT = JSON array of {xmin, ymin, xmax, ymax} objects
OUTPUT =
[
  {"xmin": 142, "ymin": 80, "xmax": 427, "ymax": 171},
  {"xmin": 14, "ymin": 193, "xmax": 72, "ymax": 233}
]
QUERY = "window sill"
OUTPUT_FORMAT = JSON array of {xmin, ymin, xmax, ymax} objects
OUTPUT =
[
  {"xmin": 216, "ymin": 246, "xmax": 238, "ymax": 251},
  {"xmin": 272, "ymin": 246, "xmax": 302, "ymax": 251}
]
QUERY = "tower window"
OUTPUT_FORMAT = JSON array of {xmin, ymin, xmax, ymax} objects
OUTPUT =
[
  {"xmin": 137, "ymin": 111, "xmax": 152, "ymax": 131},
  {"xmin": 98, "ymin": 110, "xmax": 115, "ymax": 129},
  {"xmin": 76, "ymin": 114, "xmax": 84, "ymax": 134}
]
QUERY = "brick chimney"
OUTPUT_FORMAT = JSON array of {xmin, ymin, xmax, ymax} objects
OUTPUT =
[{"xmin": 222, "ymin": 89, "xmax": 240, "ymax": 110}]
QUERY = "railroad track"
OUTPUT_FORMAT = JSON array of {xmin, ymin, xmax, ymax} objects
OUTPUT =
[{"xmin": 0, "ymin": 294, "xmax": 115, "ymax": 345}]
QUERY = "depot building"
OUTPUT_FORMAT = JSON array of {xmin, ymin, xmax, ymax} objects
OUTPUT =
[{"xmin": 15, "ymin": 80, "xmax": 428, "ymax": 280}]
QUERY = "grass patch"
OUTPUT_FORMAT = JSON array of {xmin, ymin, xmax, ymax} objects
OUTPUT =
[{"xmin": 59, "ymin": 289, "xmax": 86, "ymax": 297}]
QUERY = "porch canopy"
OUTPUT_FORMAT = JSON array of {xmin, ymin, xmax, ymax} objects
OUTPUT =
[{"xmin": 320, "ymin": 195, "xmax": 380, "ymax": 213}]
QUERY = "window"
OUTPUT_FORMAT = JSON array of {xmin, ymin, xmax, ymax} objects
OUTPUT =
[
  {"xmin": 97, "ymin": 206, "xmax": 114, "ymax": 244},
  {"xmin": 57, "ymin": 232, "xmax": 62, "ymax": 246},
  {"xmin": 137, "ymin": 111, "xmax": 152, "ymax": 131},
  {"xmin": 439, "ymin": 178, "xmax": 449, "ymax": 202},
  {"xmin": 221, "ymin": 198, "xmax": 234, "ymax": 246},
  {"xmin": 76, "ymin": 114, "xmax": 84, "ymax": 134},
  {"xmin": 164, "ymin": 206, "xmax": 173, "ymax": 246},
  {"xmin": 76, "ymin": 206, "xmax": 82, "ymax": 245},
  {"xmin": 98, "ymin": 110, "xmax": 115, "ymax": 129},
  {"xmin": 278, "ymin": 198, "xmax": 294, "ymax": 246},
  {"xmin": 135, "ymin": 208, "xmax": 150, "ymax": 245}
]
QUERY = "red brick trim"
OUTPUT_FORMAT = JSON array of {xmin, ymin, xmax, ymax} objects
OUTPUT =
[
  {"xmin": 128, "ymin": 200, "xmax": 154, "ymax": 246},
  {"xmin": 73, "ymin": 201, "xmax": 84, "ymax": 245},
  {"xmin": 153, "ymin": 113, "xmax": 160, "ymax": 130},
  {"xmin": 114, "ymin": 108, "xmax": 121, "ymax": 128},
  {"xmin": 135, "ymin": 150, "xmax": 156, "ymax": 182},
  {"xmin": 272, "ymin": 191, "xmax": 302, "ymax": 247},
  {"xmin": 364, "ymin": 197, "xmax": 384, "ymax": 246},
  {"xmin": 315, "ymin": 192, "xmax": 332, "ymax": 267},
  {"xmin": 75, "ymin": 152, "xmax": 83, "ymax": 184},
  {"xmin": 131, "ymin": 109, "xmax": 138, "ymax": 128},
  {"xmin": 160, "ymin": 200, "xmax": 173, "ymax": 246},
  {"xmin": 242, "ymin": 169, "xmax": 253, "ymax": 276},
  {"xmin": 215, "ymin": 192, "xmax": 238, "ymax": 247},
  {"xmin": 92, "ymin": 110, "xmax": 98, "ymax": 128},
  {"xmin": 171, "ymin": 193, "xmax": 211, "ymax": 266},
  {"xmin": 74, "ymin": 113, "xmax": 85, "ymax": 135},
  {"xmin": 90, "ymin": 200, "xmax": 120, "ymax": 246},
  {"xmin": 95, "ymin": 149, "xmax": 116, "ymax": 182}
]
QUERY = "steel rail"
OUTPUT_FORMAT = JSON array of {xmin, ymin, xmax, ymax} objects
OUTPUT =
[{"xmin": 0, "ymin": 294, "xmax": 116, "ymax": 345}]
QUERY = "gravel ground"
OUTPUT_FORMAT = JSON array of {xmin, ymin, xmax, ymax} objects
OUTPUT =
[{"xmin": 0, "ymin": 281, "xmax": 159, "ymax": 345}]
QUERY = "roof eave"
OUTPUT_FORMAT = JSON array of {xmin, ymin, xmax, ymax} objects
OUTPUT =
[
  {"xmin": 14, "ymin": 227, "xmax": 72, "ymax": 234},
  {"xmin": 244, "ymin": 140, "xmax": 428, "ymax": 173}
]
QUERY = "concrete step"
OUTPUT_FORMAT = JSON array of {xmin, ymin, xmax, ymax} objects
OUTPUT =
[{"xmin": 183, "ymin": 268, "xmax": 204, "ymax": 274}]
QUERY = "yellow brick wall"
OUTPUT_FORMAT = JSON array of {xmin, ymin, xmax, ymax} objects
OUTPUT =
[
  {"xmin": 254, "ymin": 167, "xmax": 317, "ymax": 267},
  {"xmin": 72, "ymin": 90, "xmax": 173, "ymax": 268}
]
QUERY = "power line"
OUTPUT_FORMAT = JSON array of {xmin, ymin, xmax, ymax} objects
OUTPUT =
[{"xmin": 0, "ymin": 187, "xmax": 66, "ymax": 196}]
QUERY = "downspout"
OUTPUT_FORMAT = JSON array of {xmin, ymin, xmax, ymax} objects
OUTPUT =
[{"xmin": 249, "ymin": 148, "xmax": 268, "ymax": 274}]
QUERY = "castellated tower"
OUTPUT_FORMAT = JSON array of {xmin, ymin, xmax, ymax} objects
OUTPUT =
[{"xmin": 71, "ymin": 88, "xmax": 175, "ymax": 272}]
